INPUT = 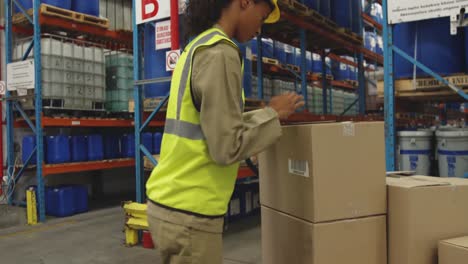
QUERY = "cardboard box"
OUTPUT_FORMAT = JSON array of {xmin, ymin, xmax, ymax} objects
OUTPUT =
[
  {"xmin": 261, "ymin": 206, "xmax": 387, "ymax": 264},
  {"xmin": 387, "ymin": 176, "xmax": 468, "ymax": 264},
  {"xmin": 259, "ymin": 122, "xmax": 386, "ymax": 223},
  {"xmin": 439, "ymin": 236, "xmax": 468, "ymax": 264}
]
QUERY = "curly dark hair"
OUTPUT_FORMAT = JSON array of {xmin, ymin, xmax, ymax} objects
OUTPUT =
[{"xmin": 182, "ymin": 0, "xmax": 274, "ymax": 45}]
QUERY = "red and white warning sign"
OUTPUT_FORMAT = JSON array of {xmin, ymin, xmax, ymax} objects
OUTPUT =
[
  {"xmin": 136, "ymin": 0, "xmax": 186, "ymax": 25},
  {"xmin": 155, "ymin": 20, "xmax": 171, "ymax": 50},
  {"xmin": 166, "ymin": 50, "xmax": 181, "ymax": 71}
]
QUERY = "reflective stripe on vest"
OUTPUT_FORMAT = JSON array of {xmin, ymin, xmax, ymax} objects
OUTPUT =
[{"xmin": 146, "ymin": 28, "xmax": 245, "ymax": 217}]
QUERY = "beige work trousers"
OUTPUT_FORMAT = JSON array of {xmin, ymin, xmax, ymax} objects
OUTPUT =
[{"xmin": 147, "ymin": 201, "xmax": 224, "ymax": 264}]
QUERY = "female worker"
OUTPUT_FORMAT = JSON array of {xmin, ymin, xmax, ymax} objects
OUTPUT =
[{"xmin": 146, "ymin": 0, "xmax": 304, "ymax": 263}]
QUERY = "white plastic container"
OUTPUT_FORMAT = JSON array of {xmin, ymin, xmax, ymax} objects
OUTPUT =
[
  {"xmin": 398, "ymin": 130, "xmax": 433, "ymax": 175},
  {"xmin": 436, "ymin": 129, "xmax": 468, "ymax": 178}
]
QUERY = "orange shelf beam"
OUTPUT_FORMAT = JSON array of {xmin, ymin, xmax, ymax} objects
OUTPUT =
[
  {"xmin": 13, "ymin": 13, "xmax": 132, "ymax": 48},
  {"xmin": 361, "ymin": 48, "xmax": 384, "ymax": 65},
  {"xmin": 331, "ymin": 80, "xmax": 356, "ymax": 90},
  {"xmin": 362, "ymin": 13, "xmax": 383, "ymax": 31},
  {"xmin": 15, "ymin": 117, "xmax": 165, "ymax": 128},
  {"xmin": 43, "ymin": 158, "xmax": 135, "ymax": 176}
]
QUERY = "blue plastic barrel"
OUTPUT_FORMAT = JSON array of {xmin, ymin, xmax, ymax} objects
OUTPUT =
[
  {"xmin": 331, "ymin": 0, "xmax": 353, "ymax": 29},
  {"xmin": 294, "ymin": 49, "xmax": 303, "ymax": 67},
  {"xmin": 417, "ymin": 18, "xmax": 464, "ymax": 76},
  {"xmin": 285, "ymin": 45, "xmax": 295, "ymax": 65},
  {"xmin": 319, "ymin": 0, "xmax": 331, "ymax": 18},
  {"xmin": 251, "ymin": 38, "xmax": 274, "ymax": 58},
  {"xmin": 376, "ymin": 35, "xmax": 384, "ymax": 55},
  {"xmin": 325, "ymin": 57, "xmax": 332, "ymax": 76},
  {"xmin": 104, "ymin": 135, "xmax": 121, "ymax": 159},
  {"xmin": 332, "ymin": 60, "xmax": 349, "ymax": 80},
  {"xmin": 142, "ymin": 133, "xmax": 153, "ymax": 153},
  {"xmin": 46, "ymin": 135, "xmax": 70, "ymax": 164},
  {"xmin": 144, "ymin": 21, "xmax": 172, "ymax": 98},
  {"xmin": 15, "ymin": 0, "xmax": 71, "ymax": 12},
  {"xmin": 306, "ymin": 52, "xmax": 313, "ymax": 72},
  {"xmin": 46, "ymin": 186, "xmax": 75, "ymax": 217},
  {"xmin": 88, "ymin": 135, "xmax": 104, "ymax": 161},
  {"xmin": 394, "ymin": 19, "xmax": 464, "ymax": 78},
  {"xmin": 304, "ymin": 0, "xmax": 318, "ymax": 10},
  {"xmin": 351, "ymin": 0, "xmax": 361, "ymax": 34},
  {"xmin": 122, "ymin": 134, "xmax": 136, "ymax": 158},
  {"xmin": 364, "ymin": 31, "xmax": 376, "ymax": 53},
  {"xmin": 273, "ymin": 41, "xmax": 287, "ymax": 64},
  {"xmin": 237, "ymin": 42, "xmax": 253, "ymax": 97},
  {"xmin": 71, "ymin": 0, "xmax": 99, "ymax": 16},
  {"xmin": 22, "ymin": 135, "xmax": 36, "ymax": 165},
  {"xmin": 153, "ymin": 133, "xmax": 163, "ymax": 154},
  {"xmin": 72, "ymin": 185, "xmax": 88, "ymax": 214},
  {"xmin": 70, "ymin": 136, "xmax": 88, "ymax": 162},
  {"xmin": 393, "ymin": 22, "xmax": 416, "ymax": 78},
  {"xmin": 312, "ymin": 53, "xmax": 323, "ymax": 73}
]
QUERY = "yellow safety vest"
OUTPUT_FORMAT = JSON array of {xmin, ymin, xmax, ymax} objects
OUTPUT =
[{"xmin": 146, "ymin": 28, "xmax": 245, "ymax": 217}]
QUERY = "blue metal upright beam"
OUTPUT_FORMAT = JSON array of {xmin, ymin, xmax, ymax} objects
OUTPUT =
[
  {"xmin": 33, "ymin": 0, "xmax": 46, "ymax": 222},
  {"xmin": 132, "ymin": 1, "xmax": 144, "ymax": 203},
  {"xmin": 256, "ymin": 36, "xmax": 264, "ymax": 99},
  {"xmin": 382, "ymin": 0, "xmax": 396, "ymax": 171},
  {"xmin": 321, "ymin": 54, "xmax": 327, "ymax": 114},
  {"xmin": 300, "ymin": 29, "xmax": 307, "ymax": 109},
  {"xmin": 357, "ymin": 0, "xmax": 366, "ymax": 115}
]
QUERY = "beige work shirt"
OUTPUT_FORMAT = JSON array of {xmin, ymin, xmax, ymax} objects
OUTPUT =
[{"xmin": 190, "ymin": 41, "xmax": 282, "ymax": 165}]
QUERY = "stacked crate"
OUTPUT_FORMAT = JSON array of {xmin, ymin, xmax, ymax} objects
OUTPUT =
[
  {"xmin": 343, "ymin": 91, "xmax": 359, "ymax": 115},
  {"xmin": 310, "ymin": 86, "xmax": 323, "ymax": 114},
  {"xmin": 105, "ymin": 51, "xmax": 134, "ymax": 112},
  {"xmin": 99, "ymin": 0, "xmax": 133, "ymax": 32},
  {"xmin": 331, "ymin": 88, "xmax": 345, "ymax": 115},
  {"xmin": 13, "ymin": 35, "xmax": 106, "ymax": 111}
]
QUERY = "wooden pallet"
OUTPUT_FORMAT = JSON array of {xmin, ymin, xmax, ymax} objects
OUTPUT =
[
  {"xmin": 144, "ymin": 155, "xmax": 161, "ymax": 170},
  {"xmin": 283, "ymin": 64, "xmax": 301, "ymax": 72},
  {"xmin": 345, "ymin": 80, "xmax": 359, "ymax": 86},
  {"xmin": 312, "ymin": 73, "xmax": 334, "ymax": 81},
  {"xmin": 252, "ymin": 55, "xmax": 280, "ymax": 66},
  {"xmin": 128, "ymin": 97, "xmax": 168, "ymax": 113},
  {"xmin": 279, "ymin": 0, "xmax": 312, "ymax": 16},
  {"xmin": 264, "ymin": 3, "xmax": 362, "ymax": 52},
  {"xmin": 377, "ymin": 74, "xmax": 468, "ymax": 100},
  {"xmin": 12, "ymin": 4, "xmax": 109, "ymax": 28}
]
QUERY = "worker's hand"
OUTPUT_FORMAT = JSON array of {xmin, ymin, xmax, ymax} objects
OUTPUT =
[{"xmin": 268, "ymin": 92, "xmax": 305, "ymax": 120}]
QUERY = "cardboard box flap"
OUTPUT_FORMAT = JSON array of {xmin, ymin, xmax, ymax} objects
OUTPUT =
[
  {"xmin": 412, "ymin": 176, "xmax": 468, "ymax": 186},
  {"xmin": 441, "ymin": 236, "xmax": 468, "ymax": 249},
  {"xmin": 386, "ymin": 176, "xmax": 450, "ymax": 188}
]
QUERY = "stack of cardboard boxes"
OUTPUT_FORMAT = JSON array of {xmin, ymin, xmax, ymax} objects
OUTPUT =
[
  {"xmin": 259, "ymin": 122, "xmax": 387, "ymax": 264},
  {"xmin": 387, "ymin": 176, "xmax": 468, "ymax": 264}
]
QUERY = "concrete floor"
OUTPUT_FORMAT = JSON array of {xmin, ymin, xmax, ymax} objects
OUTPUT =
[{"xmin": 0, "ymin": 207, "xmax": 262, "ymax": 264}]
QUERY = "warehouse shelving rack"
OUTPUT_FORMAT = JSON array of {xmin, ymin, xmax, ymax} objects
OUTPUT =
[
  {"xmin": 381, "ymin": 0, "xmax": 468, "ymax": 171},
  {"xmin": 4, "ymin": 0, "xmax": 137, "ymax": 222},
  {"xmin": 254, "ymin": 0, "xmax": 384, "ymax": 121}
]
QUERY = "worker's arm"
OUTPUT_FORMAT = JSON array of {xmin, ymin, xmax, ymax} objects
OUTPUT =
[{"xmin": 192, "ymin": 42, "xmax": 282, "ymax": 166}]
